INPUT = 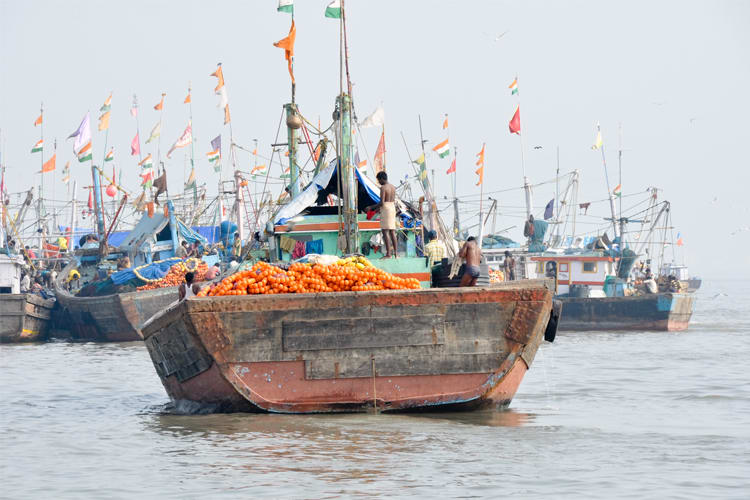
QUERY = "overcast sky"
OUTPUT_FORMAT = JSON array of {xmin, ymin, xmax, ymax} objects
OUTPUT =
[{"xmin": 1, "ymin": 0, "xmax": 748, "ymax": 278}]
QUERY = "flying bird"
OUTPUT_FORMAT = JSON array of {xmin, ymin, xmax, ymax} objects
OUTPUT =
[{"xmin": 533, "ymin": 146, "xmax": 543, "ymax": 150}]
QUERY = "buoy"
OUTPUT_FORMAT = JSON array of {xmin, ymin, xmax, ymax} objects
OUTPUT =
[{"xmin": 106, "ymin": 184, "xmax": 116, "ymax": 197}]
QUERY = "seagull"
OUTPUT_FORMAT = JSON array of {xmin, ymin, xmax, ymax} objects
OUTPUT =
[
  {"xmin": 494, "ymin": 31, "xmax": 509, "ymax": 41},
  {"xmin": 533, "ymin": 146, "xmax": 543, "ymax": 150}
]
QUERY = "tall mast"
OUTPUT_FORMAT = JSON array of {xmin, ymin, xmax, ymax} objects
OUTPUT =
[
  {"xmin": 618, "ymin": 122, "xmax": 625, "ymax": 244},
  {"xmin": 452, "ymin": 146, "xmax": 460, "ymax": 237},
  {"xmin": 596, "ymin": 123, "xmax": 620, "ymax": 240},
  {"xmin": 38, "ymin": 102, "xmax": 44, "ymax": 253}
]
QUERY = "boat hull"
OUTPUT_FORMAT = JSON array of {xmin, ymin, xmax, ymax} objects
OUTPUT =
[
  {"xmin": 558, "ymin": 293, "xmax": 695, "ymax": 332},
  {"xmin": 143, "ymin": 282, "xmax": 555, "ymax": 414},
  {"xmin": 54, "ymin": 287, "xmax": 178, "ymax": 342},
  {"xmin": 0, "ymin": 294, "xmax": 55, "ymax": 343}
]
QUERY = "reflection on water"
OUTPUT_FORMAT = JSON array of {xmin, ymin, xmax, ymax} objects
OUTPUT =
[{"xmin": 1, "ymin": 281, "xmax": 749, "ymax": 498}]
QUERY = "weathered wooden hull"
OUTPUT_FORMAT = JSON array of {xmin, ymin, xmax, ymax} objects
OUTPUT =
[
  {"xmin": 0, "ymin": 294, "xmax": 55, "ymax": 343},
  {"xmin": 558, "ymin": 293, "xmax": 695, "ymax": 332},
  {"xmin": 54, "ymin": 287, "xmax": 178, "ymax": 342},
  {"xmin": 142, "ymin": 282, "xmax": 555, "ymax": 414}
]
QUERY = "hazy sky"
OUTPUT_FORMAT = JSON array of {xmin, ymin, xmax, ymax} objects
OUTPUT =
[{"xmin": 1, "ymin": 0, "xmax": 748, "ymax": 278}]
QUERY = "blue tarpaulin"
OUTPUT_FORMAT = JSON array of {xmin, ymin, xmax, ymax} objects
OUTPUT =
[{"xmin": 110, "ymin": 257, "xmax": 182, "ymax": 285}]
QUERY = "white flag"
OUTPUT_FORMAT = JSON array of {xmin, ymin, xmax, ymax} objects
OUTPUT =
[
  {"xmin": 146, "ymin": 120, "xmax": 161, "ymax": 144},
  {"xmin": 67, "ymin": 112, "xmax": 91, "ymax": 154},
  {"xmin": 167, "ymin": 121, "xmax": 193, "ymax": 158},
  {"xmin": 360, "ymin": 104, "xmax": 385, "ymax": 128}
]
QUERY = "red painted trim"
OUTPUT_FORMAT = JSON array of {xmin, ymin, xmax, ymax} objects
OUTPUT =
[
  {"xmin": 569, "ymin": 280, "xmax": 605, "ymax": 286},
  {"xmin": 530, "ymin": 256, "xmax": 614, "ymax": 262}
]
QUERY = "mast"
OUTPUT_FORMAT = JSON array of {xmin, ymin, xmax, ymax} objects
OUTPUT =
[
  {"xmin": 452, "ymin": 146, "xmax": 460, "ymax": 236},
  {"xmin": 478, "ymin": 143, "xmax": 486, "ymax": 244},
  {"xmin": 596, "ymin": 123, "xmax": 620, "ymax": 240},
  {"xmin": 69, "ymin": 180, "xmax": 77, "ymax": 250},
  {"xmin": 618, "ymin": 122, "xmax": 625, "ymax": 245},
  {"xmin": 513, "ymin": 77, "xmax": 533, "ymax": 218},
  {"xmin": 38, "ymin": 102, "xmax": 44, "ymax": 254}
]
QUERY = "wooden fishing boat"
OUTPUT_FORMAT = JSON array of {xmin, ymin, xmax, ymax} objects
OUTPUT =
[
  {"xmin": 0, "ymin": 293, "xmax": 55, "ymax": 343},
  {"xmin": 54, "ymin": 282, "xmax": 178, "ymax": 342},
  {"xmin": 142, "ymin": 280, "xmax": 558, "ymax": 413}
]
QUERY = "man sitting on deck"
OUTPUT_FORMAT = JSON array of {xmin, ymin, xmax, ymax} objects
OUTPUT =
[
  {"xmin": 179, "ymin": 272, "xmax": 201, "ymax": 301},
  {"xmin": 365, "ymin": 171, "xmax": 398, "ymax": 258},
  {"xmin": 458, "ymin": 236, "xmax": 482, "ymax": 287}
]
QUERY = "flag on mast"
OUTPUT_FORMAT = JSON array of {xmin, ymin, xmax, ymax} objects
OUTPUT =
[
  {"xmin": 184, "ymin": 91, "xmax": 191, "ymax": 104},
  {"xmin": 100, "ymin": 93, "xmax": 112, "ymax": 112},
  {"xmin": 206, "ymin": 149, "xmax": 220, "ymax": 163},
  {"xmin": 131, "ymin": 133, "xmax": 140, "ymax": 156},
  {"xmin": 41, "ymin": 154, "xmax": 56, "ymax": 173},
  {"xmin": 278, "ymin": 0, "xmax": 293, "ymax": 13},
  {"xmin": 31, "ymin": 139, "xmax": 43, "ymax": 153},
  {"xmin": 592, "ymin": 124, "xmax": 603, "ymax": 150},
  {"xmin": 139, "ymin": 154, "xmax": 154, "ymax": 169},
  {"xmin": 61, "ymin": 161, "xmax": 70, "ymax": 183},
  {"xmin": 508, "ymin": 106, "xmax": 521, "ymax": 135},
  {"xmin": 360, "ymin": 104, "xmax": 385, "ymax": 128},
  {"xmin": 442, "ymin": 115, "xmax": 449, "ymax": 129},
  {"xmin": 446, "ymin": 157, "xmax": 456, "ymax": 175},
  {"xmin": 67, "ymin": 113, "xmax": 92, "ymax": 154},
  {"xmin": 273, "ymin": 21, "xmax": 296, "ymax": 84},
  {"xmin": 612, "ymin": 184, "xmax": 622, "ymax": 197},
  {"xmin": 373, "ymin": 131, "xmax": 386, "ymax": 173},
  {"xmin": 325, "ymin": 0, "xmax": 341, "ymax": 18},
  {"xmin": 104, "ymin": 148, "xmax": 114, "ymax": 162},
  {"xmin": 98, "ymin": 111, "xmax": 110, "ymax": 131},
  {"xmin": 76, "ymin": 141, "xmax": 93, "ymax": 162},
  {"xmin": 432, "ymin": 138, "xmax": 450, "ymax": 159},
  {"xmin": 154, "ymin": 93, "xmax": 165, "ymax": 111},
  {"xmin": 475, "ymin": 144, "xmax": 485, "ymax": 186},
  {"xmin": 34, "ymin": 114, "xmax": 43, "ymax": 126},
  {"xmin": 146, "ymin": 121, "xmax": 161, "ymax": 144},
  {"xmin": 509, "ymin": 77, "xmax": 519, "ymax": 95},
  {"xmin": 251, "ymin": 164, "xmax": 266, "ymax": 175},
  {"xmin": 166, "ymin": 121, "xmax": 192, "ymax": 158}
]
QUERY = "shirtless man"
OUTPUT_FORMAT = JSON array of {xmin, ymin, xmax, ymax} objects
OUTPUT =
[
  {"xmin": 458, "ymin": 236, "xmax": 482, "ymax": 286},
  {"xmin": 365, "ymin": 171, "xmax": 398, "ymax": 258}
]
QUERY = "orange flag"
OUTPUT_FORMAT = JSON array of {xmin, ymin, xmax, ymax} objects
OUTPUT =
[
  {"xmin": 34, "ymin": 114, "xmax": 43, "ymax": 126},
  {"xmin": 211, "ymin": 65, "xmax": 225, "ymax": 92},
  {"xmin": 224, "ymin": 104, "xmax": 231, "ymax": 125},
  {"xmin": 475, "ymin": 144, "xmax": 485, "ymax": 186},
  {"xmin": 154, "ymin": 93, "xmax": 165, "ymax": 111},
  {"xmin": 41, "ymin": 154, "xmax": 56, "ymax": 173},
  {"xmin": 442, "ymin": 115, "xmax": 449, "ymax": 130},
  {"xmin": 273, "ymin": 20, "xmax": 296, "ymax": 83},
  {"xmin": 184, "ymin": 92, "xmax": 191, "ymax": 104}
]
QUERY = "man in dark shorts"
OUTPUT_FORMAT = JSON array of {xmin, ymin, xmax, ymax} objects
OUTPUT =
[{"xmin": 458, "ymin": 236, "xmax": 482, "ymax": 286}]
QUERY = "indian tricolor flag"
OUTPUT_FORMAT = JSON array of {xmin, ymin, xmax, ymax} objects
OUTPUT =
[
  {"xmin": 509, "ymin": 77, "xmax": 519, "ymax": 95},
  {"xmin": 206, "ymin": 149, "xmax": 220, "ymax": 163},
  {"xmin": 104, "ymin": 148, "xmax": 114, "ymax": 162},
  {"xmin": 77, "ymin": 141, "xmax": 93, "ymax": 162},
  {"xmin": 432, "ymin": 138, "xmax": 450, "ymax": 159},
  {"xmin": 325, "ymin": 0, "xmax": 341, "ymax": 18},
  {"xmin": 612, "ymin": 184, "xmax": 622, "ymax": 197},
  {"xmin": 139, "ymin": 153, "xmax": 153, "ymax": 169},
  {"xmin": 31, "ymin": 139, "xmax": 43, "ymax": 153},
  {"xmin": 278, "ymin": 0, "xmax": 293, "ymax": 13}
]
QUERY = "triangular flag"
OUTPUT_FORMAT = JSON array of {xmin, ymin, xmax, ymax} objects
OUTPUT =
[
  {"xmin": 360, "ymin": 105, "xmax": 385, "ymax": 128},
  {"xmin": 612, "ymin": 184, "xmax": 622, "ymax": 197},
  {"xmin": 509, "ymin": 106, "xmax": 521, "ymax": 135},
  {"xmin": 104, "ymin": 148, "xmax": 114, "ymax": 162},
  {"xmin": 166, "ymin": 122, "xmax": 192, "ymax": 158},
  {"xmin": 442, "ymin": 115, "xmax": 449, "ymax": 130},
  {"xmin": 100, "ymin": 93, "xmax": 112, "ymax": 112},
  {"xmin": 31, "ymin": 139, "xmax": 43, "ymax": 153},
  {"xmin": 592, "ymin": 125, "xmax": 603, "ymax": 150},
  {"xmin": 224, "ymin": 104, "xmax": 231, "ymax": 125},
  {"xmin": 373, "ymin": 131, "xmax": 386, "ymax": 173},
  {"xmin": 34, "ymin": 114, "xmax": 43, "ymax": 127},
  {"xmin": 154, "ymin": 94, "xmax": 165, "ymax": 111},
  {"xmin": 146, "ymin": 121, "xmax": 161, "ymax": 144},
  {"xmin": 67, "ymin": 113, "xmax": 91, "ymax": 153},
  {"xmin": 509, "ymin": 77, "xmax": 519, "ymax": 95},
  {"xmin": 131, "ymin": 133, "xmax": 140, "ymax": 156},
  {"xmin": 41, "ymin": 154, "xmax": 56, "ymax": 173},
  {"xmin": 185, "ymin": 167, "xmax": 197, "ymax": 190},
  {"xmin": 184, "ymin": 92, "xmax": 191, "ymax": 104},
  {"xmin": 273, "ymin": 20, "xmax": 296, "ymax": 84},
  {"xmin": 446, "ymin": 157, "xmax": 456, "ymax": 175}
]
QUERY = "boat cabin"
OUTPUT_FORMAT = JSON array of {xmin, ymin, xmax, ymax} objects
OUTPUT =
[
  {"xmin": 0, "ymin": 252, "xmax": 24, "ymax": 294},
  {"xmin": 527, "ymin": 253, "xmax": 617, "ymax": 297}
]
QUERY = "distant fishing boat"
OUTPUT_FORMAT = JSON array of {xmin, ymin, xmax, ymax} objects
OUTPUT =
[{"xmin": 0, "ymin": 252, "xmax": 54, "ymax": 343}]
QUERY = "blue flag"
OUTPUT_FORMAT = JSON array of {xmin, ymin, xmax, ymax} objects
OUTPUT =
[{"xmin": 544, "ymin": 199, "xmax": 554, "ymax": 220}]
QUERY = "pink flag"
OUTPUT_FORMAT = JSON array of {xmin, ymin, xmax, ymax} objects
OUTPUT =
[
  {"xmin": 130, "ymin": 106, "xmax": 138, "ymax": 117},
  {"xmin": 131, "ymin": 133, "xmax": 140, "ymax": 156}
]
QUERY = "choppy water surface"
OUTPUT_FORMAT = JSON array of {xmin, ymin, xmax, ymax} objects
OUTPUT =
[{"xmin": 2, "ymin": 280, "xmax": 749, "ymax": 499}]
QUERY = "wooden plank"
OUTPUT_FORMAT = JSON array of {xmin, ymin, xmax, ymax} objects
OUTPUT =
[{"xmin": 283, "ymin": 314, "xmax": 445, "ymax": 351}]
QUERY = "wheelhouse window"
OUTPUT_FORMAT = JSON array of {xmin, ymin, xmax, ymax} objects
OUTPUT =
[
  {"xmin": 582, "ymin": 262, "xmax": 597, "ymax": 273},
  {"xmin": 559, "ymin": 262, "xmax": 569, "ymax": 273}
]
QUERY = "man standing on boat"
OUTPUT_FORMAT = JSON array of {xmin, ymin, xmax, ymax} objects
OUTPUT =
[
  {"xmin": 179, "ymin": 272, "xmax": 201, "ymax": 301},
  {"xmin": 458, "ymin": 237, "xmax": 482, "ymax": 286},
  {"xmin": 503, "ymin": 250, "xmax": 516, "ymax": 281},
  {"xmin": 365, "ymin": 172, "xmax": 398, "ymax": 258}
]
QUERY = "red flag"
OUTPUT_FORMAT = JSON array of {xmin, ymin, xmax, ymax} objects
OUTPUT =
[
  {"xmin": 131, "ymin": 133, "xmax": 140, "ymax": 156},
  {"xmin": 509, "ymin": 106, "xmax": 521, "ymax": 135},
  {"xmin": 446, "ymin": 157, "xmax": 456, "ymax": 175},
  {"xmin": 373, "ymin": 131, "xmax": 386, "ymax": 173},
  {"xmin": 87, "ymin": 188, "xmax": 93, "ymax": 210}
]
